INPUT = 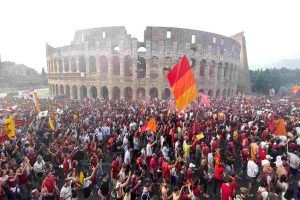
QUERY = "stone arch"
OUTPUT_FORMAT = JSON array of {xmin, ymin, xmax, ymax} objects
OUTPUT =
[
  {"xmin": 124, "ymin": 87, "xmax": 133, "ymax": 101},
  {"xmin": 209, "ymin": 60, "xmax": 216, "ymax": 77},
  {"xmin": 89, "ymin": 56, "xmax": 96, "ymax": 73},
  {"xmin": 58, "ymin": 59, "xmax": 63, "ymax": 73},
  {"xmin": 217, "ymin": 63, "xmax": 222, "ymax": 81},
  {"xmin": 53, "ymin": 59, "xmax": 58, "ymax": 73},
  {"xmin": 112, "ymin": 87, "xmax": 121, "ymax": 99},
  {"xmin": 224, "ymin": 63, "xmax": 229, "ymax": 78},
  {"xmin": 80, "ymin": 85, "xmax": 87, "ymax": 99},
  {"xmin": 124, "ymin": 55, "xmax": 132, "ymax": 76},
  {"xmin": 90, "ymin": 86, "xmax": 97, "ymax": 98},
  {"xmin": 65, "ymin": 85, "xmax": 70, "ymax": 98},
  {"xmin": 100, "ymin": 55, "xmax": 108, "ymax": 75},
  {"xmin": 227, "ymin": 88, "xmax": 231, "ymax": 97},
  {"xmin": 72, "ymin": 85, "xmax": 78, "ymax": 99},
  {"xmin": 222, "ymin": 89, "xmax": 227, "ymax": 97},
  {"xmin": 55, "ymin": 84, "xmax": 59, "ymax": 95},
  {"xmin": 229, "ymin": 64, "xmax": 233, "ymax": 80},
  {"xmin": 137, "ymin": 57, "xmax": 146, "ymax": 78},
  {"xmin": 71, "ymin": 57, "xmax": 76, "ymax": 72},
  {"xmin": 59, "ymin": 85, "xmax": 64, "ymax": 94},
  {"xmin": 79, "ymin": 56, "xmax": 86, "ymax": 72},
  {"xmin": 199, "ymin": 59, "xmax": 206, "ymax": 76},
  {"xmin": 100, "ymin": 86, "xmax": 109, "ymax": 99},
  {"xmin": 149, "ymin": 87, "xmax": 158, "ymax": 99},
  {"xmin": 208, "ymin": 89, "xmax": 214, "ymax": 97},
  {"xmin": 199, "ymin": 89, "xmax": 205, "ymax": 94},
  {"xmin": 150, "ymin": 56, "xmax": 159, "ymax": 79},
  {"xmin": 52, "ymin": 84, "xmax": 55, "ymax": 95},
  {"xmin": 112, "ymin": 56, "xmax": 120, "ymax": 75},
  {"xmin": 64, "ymin": 58, "xmax": 69, "ymax": 72},
  {"xmin": 162, "ymin": 88, "xmax": 171, "ymax": 100},
  {"xmin": 216, "ymin": 89, "xmax": 221, "ymax": 98},
  {"xmin": 137, "ymin": 87, "xmax": 146, "ymax": 98},
  {"xmin": 163, "ymin": 57, "xmax": 172, "ymax": 78}
]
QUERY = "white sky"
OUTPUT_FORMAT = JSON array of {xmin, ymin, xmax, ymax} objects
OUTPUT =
[{"xmin": 0, "ymin": 0, "xmax": 299, "ymax": 72}]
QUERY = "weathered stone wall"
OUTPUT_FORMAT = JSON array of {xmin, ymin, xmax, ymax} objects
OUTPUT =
[{"xmin": 47, "ymin": 26, "xmax": 248, "ymax": 100}]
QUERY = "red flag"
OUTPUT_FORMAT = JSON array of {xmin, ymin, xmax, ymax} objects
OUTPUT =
[
  {"xmin": 272, "ymin": 119, "xmax": 287, "ymax": 136},
  {"xmin": 167, "ymin": 56, "xmax": 198, "ymax": 110},
  {"xmin": 141, "ymin": 118, "xmax": 157, "ymax": 133}
]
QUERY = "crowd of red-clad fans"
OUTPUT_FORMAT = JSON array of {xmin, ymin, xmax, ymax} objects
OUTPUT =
[{"xmin": 0, "ymin": 95, "xmax": 299, "ymax": 200}]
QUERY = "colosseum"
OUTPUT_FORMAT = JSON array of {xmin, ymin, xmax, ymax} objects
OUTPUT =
[{"xmin": 46, "ymin": 26, "xmax": 251, "ymax": 100}]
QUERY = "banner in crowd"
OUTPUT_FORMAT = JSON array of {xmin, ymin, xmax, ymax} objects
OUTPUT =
[
  {"xmin": 167, "ymin": 55, "xmax": 198, "ymax": 110},
  {"xmin": 0, "ymin": 117, "xmax": 16, "ymax": 142},
  {"xmin": 289, "ymin": 86, "xmax": 300, "ymax": 93},
  {"xmin": 269, "ymin": 118, "xmax": 287, "ymax": 136},
  {"xmin": 48, "ymin": 116, "xmax": 56, "ymax": 131},
  {"xmin": 141, "ymin": 118, "xmax": 157, "ymax": 133}
]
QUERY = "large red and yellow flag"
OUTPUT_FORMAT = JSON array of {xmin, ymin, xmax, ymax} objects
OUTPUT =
[
  {"xmin": 167, "ymin": 55, "xmax": 198, "ymax": 110},
  {"xmin": 272, "ymin": 119, "xmax": 287, "ymax": 136},
  {"xmin": 32, "ymin": 91, "xmax": 41, "ymax": 113},
  {"xmin": 141, "ymin": 118, "xmax": 157, "ymax": 133},
  {"xmin": 289, "ymin": 86, "xmax": 300, "ymax": 93},
  {"xmin": 0, "ymin": 117, "xmax": 16, "ymax": 142}
]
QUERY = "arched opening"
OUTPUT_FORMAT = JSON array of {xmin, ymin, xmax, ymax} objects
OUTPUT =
[
  {"xmin": 227, "ymin": 88, "xmax": 231, "ymax": 97},
  {"xmin": 90, "ymin": 86, "xmax": 97, "ymax": 98},
  {"xmin": 137, "ymin": 87, "xmax": 146, "ymax": 98},
  {"xmin": 71, "ymin": 57, "xmax": 76, "ymax": 72},
  {"xmin": 208, "ymin": 89, "xmax": 213, "ymax": 97},
  {"xmin": 124, "ymin": 87, "xmax": 133, "ymax": 101},
  {"xmin": 209, "ymin": 61, "xmax": 215, "ymax": 77},
  {"xmin": 216, "ymin": 89, "xmax": 221, "ymax": 98},
  {"xmin": 55, "ymin": 84, "xmax": 59, "ymax": 95},
  {"xmin": 149, "ymin": 87, "xmax": 158, "ymax": 99},
  {"xmin": 112, "ymin": 87, "xmax": 120, "ymax": 99},
  {"xmin": 59, "ymin": 85, "xmax": 64, "ymax": 94},
  {"xmin": 150, "ymin": 56, "xmax": 159, "ymax": 79},
  {"xmin": 112, "ymin": 56, "xmax": 120, "ymax": 75},
  {"xmin": 162, "ymin": 88, "xmax": 171, "ymax": 100},
  {"xmin": 53, "ymin": 59, "xmax": 58, "ymax": 73},
  {"xmin": 89, "ymin": 56, "xmax": 96, "ymax": 73},
  {"xmin": 65, "ymin": 85, "xmax": 70, "ymax": 98},
  {"xmin": 101, "ymin": 86, "xmax": 109, "ymax": 99},
  {"xmin": 80, "ymin": 85, "xmax": 87, "ymax": 99},
  {"xmin": 79, "ymin": 56, "xmax": 86, "ymax": 72},
  {"xmin": 217, "ymin": 63, "xmax": 222, "ymax": 80},
  {"xmin": 137, "ymin": 57, "xmax": 146, "ymax": 78},
  {"xmin": 100, "ymin": 55, "xmax": 108, "ymax": 75},
  {"xmin": 52, "ymin": 84, "xmax": 55, "ymax": 95},
  {"xmin": 124, "ymin": 55, "xmax": 132, "ymax": 76},
  {"xmin": 58, "ymin": 60, "xmax": 63, "ymax": 73},
  {"xmin": 222, "ymin": 89, "xmax": 227, "ymax": 97},
  {"xmin": 72, "ymin": 85, "xmax": 78, "ymax": 99},
  {"xmin": 224, "ymin": 63, "xmax": 229, "ymax": 78},
  {"xmin": 199, "ymin": 59, "xmax": 206, "ymax": 76},
  {"xmin": 64, "ymin": 58, "xmax": 69, "ymax": 72},
  {"xmin": 199, "ymin": 89, "xmax": 205, "ymax": 94},
  {"xmin": 163, "ymin": 57, "xmax": 172, "ymax": 78}
]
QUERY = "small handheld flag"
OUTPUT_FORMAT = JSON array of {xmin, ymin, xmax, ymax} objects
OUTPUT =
[{"xmin": 141, "ymin": 118, "xmax": 157, "ymax": 133}]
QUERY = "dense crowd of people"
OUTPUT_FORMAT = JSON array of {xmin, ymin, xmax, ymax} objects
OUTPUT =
[{"xmin": 0, "ymin": 94, "xmax": 299, "ymax": 200}]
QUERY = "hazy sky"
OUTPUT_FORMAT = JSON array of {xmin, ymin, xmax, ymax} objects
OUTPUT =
[{"xmin": 0, "ymin": 0, "xmax": 299, "ymax": 72}]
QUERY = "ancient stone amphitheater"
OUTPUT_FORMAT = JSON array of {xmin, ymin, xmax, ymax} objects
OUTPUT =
[{"xmin": 46, "ymin": 26, "xmax": 250, "ymax": 100}]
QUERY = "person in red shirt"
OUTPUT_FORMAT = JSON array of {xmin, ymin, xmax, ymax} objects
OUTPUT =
[
  {"xmin": 192, "ymin": 179, "xmax": 201, "ymax": 199},
  {"xmin": 214, "ymin": 163, "xmax": 226, "ymax": 194},
  {"xmin": 221, "ymin": 177, "xmax": 233, "ymax": 200},
  {"xmin": 111, "ymin": 155, "xmax": 120, "ymax": 181},
  {"xmin": 41, "ymin": 171, "xmax": 57, "ymax": 200},
  {"xmin": 149, "ymin": 154, "xmax": 156, "ymax": 182}
]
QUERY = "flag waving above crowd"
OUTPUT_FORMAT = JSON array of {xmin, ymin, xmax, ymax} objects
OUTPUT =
[{"xmin": 167, "ymin": 55, "xmax": 198, "ymax": 111}]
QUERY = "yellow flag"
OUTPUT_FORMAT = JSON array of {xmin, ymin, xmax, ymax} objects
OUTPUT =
[
  {"xmin": 48, "ymin": 116, "xmax": 56, "ymax": 131},
  {"xmin": 33, "ymin": 92, "xmax": 41, "ymax": 113},
  {"xmin": 79, "ymin": 171, "xmax": 84, "ymax": 184},
  {"xmin": 196, "ymin": 133, "xmax": 204, "ymax": 140},
  {"xmin": 2, "ymin": 117, "xmax": 15, "ymax": 138}
]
